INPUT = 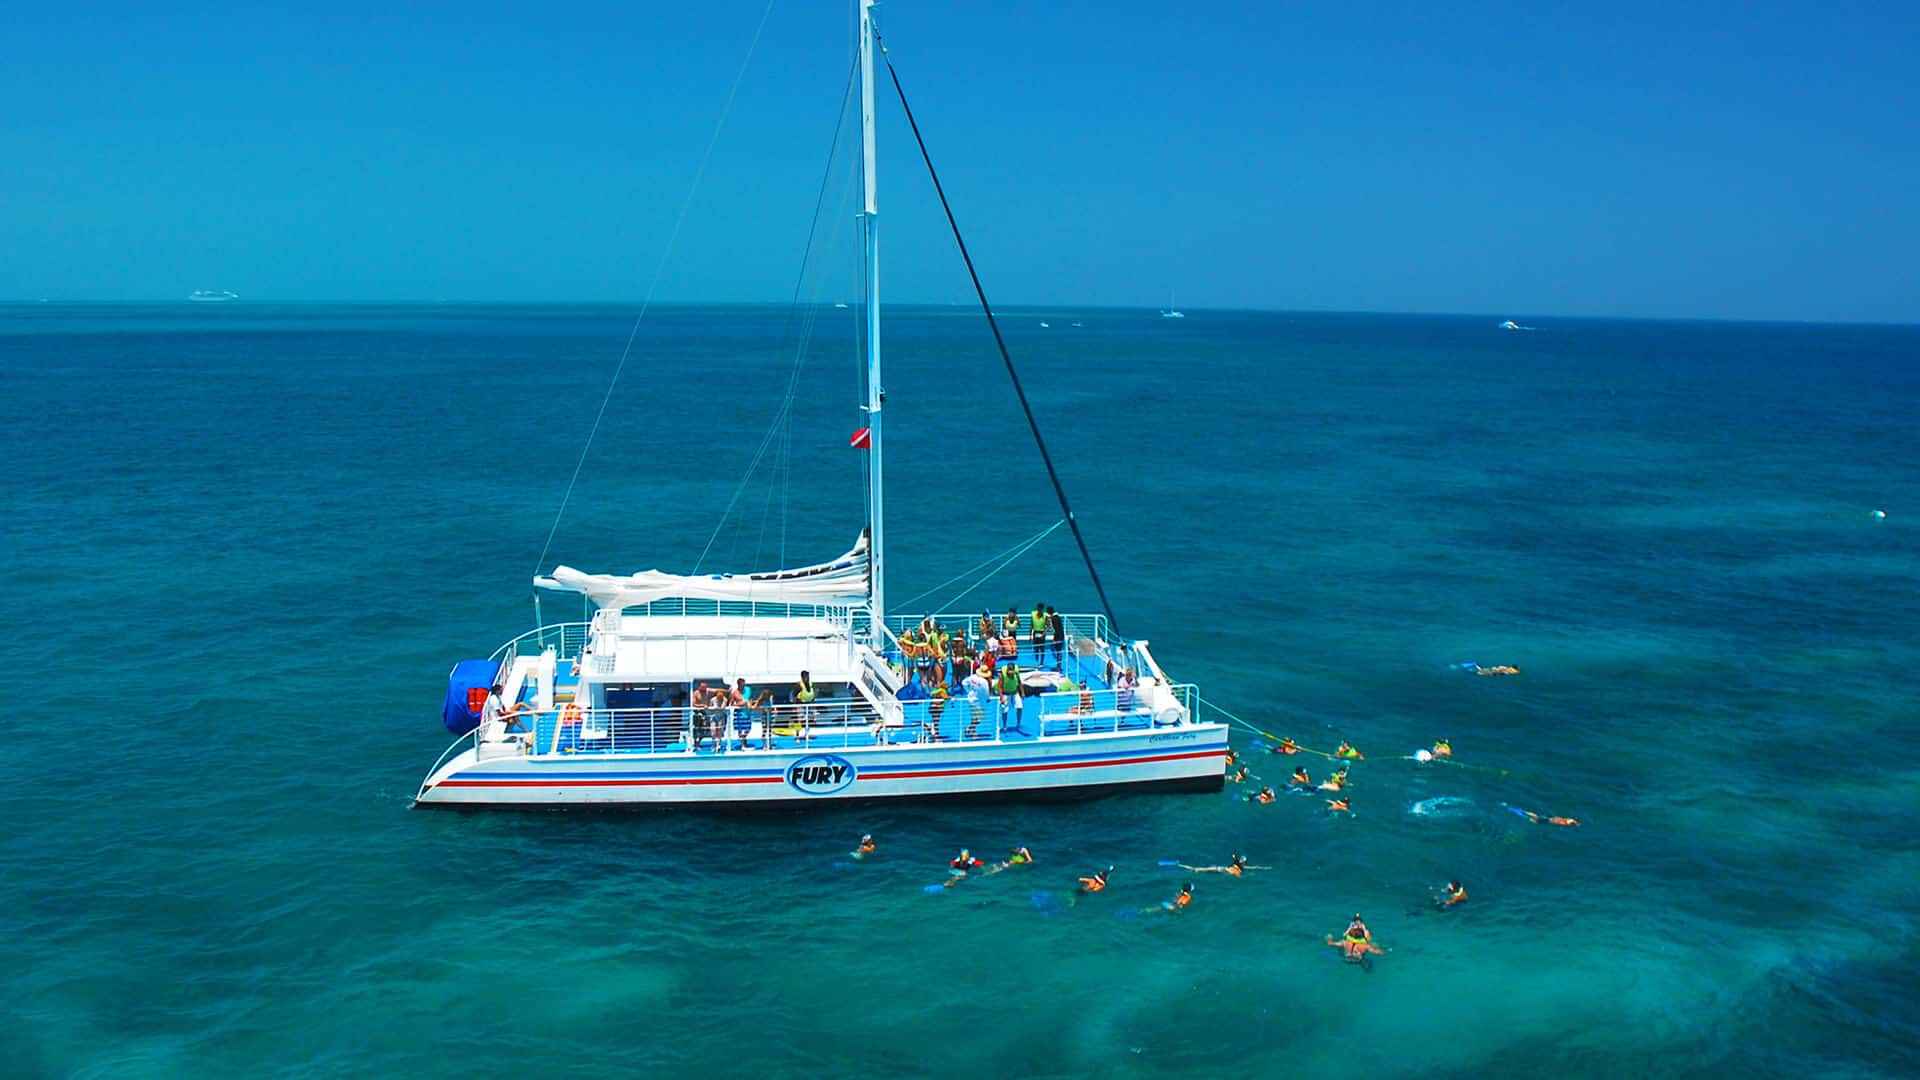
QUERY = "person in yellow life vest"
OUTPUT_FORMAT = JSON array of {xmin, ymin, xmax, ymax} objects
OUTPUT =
[
  {"xmin": 1290, "ymin": 766, "xmax": 1312, "ymax": 788},
  {"xmin": 1335, "ymin": 741, "xmax": 1364, "ymax": 760},
  {"xmin": 1432, "ymin": 738, "xmax": 1452, "ymax": 758},
  {"xmin": 1078, "ymin": 866, "xmax": 1112, "ymax": 893},
  {"xmin": 996, "ymin": 662, "xmax": 1022, "ymax": 730},
  {"xmin": 1326, "ymin": 796, "xmax": 1352, "ymax": 814},
  {"xmin": 851, "ymin": 834, "xmax": 877, "ymax": 859},
  {"xmin": 795, "ymin": 670, "xmax": 817, "ymax": 704},
  {"xmin": 1435, "ymin": 880, "xmax": 1467, "ymax": 908},
  {"xmin": 1162, "ymin": 882, "xmax": 1194, "ymax": 911},
  {"xmin": 985, "ymin": 846, "xmax": 1033, "ymax": 875},
  {"xmin": 1327, "ymin": 916, "xmax": 1384, "ymax": 963},
  {"xmin": 1318, "ymin": 767, "xmax": 1348, "ymax": 792},
  {"xmin": 1003, "ymin": 607, "xmax": 1021, "ymax": 640},
  {"xmin": 978, "ymin": 611, "xmax": 996, "ymax": 641},
  {"xmin": 1270, "ymin": 737, "xmax": 1299, "ymax": 755}
]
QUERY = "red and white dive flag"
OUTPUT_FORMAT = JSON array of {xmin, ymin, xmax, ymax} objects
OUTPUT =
[{"xmin": 849, "ymin": 427, "xmax": 872, "ymax": 449}]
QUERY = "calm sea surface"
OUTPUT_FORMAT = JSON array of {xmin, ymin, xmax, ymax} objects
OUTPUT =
[{"xmin": 3, "ymin": 303, "xmax": 1917, "ymax": 1078}]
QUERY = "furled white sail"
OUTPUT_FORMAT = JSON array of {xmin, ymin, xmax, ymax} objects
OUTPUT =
[{"xmin": 535, "ymin": 532, "xmax": 870, "ymax": 609}]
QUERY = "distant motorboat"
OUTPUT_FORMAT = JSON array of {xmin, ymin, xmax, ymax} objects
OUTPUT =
[
  {"xmin": 1498, "ymin": 318, "xmax": 1534, "ymax": 331},
  {"xmin": 833, "ymin": 302, "xmax": 849, "ymax": 309},
  {"xmin": 1040, "ymin": 321, "xmax": 1050, "ymax": 327},
  {"xmin": 189, "ymin": 290, "xmax": 238, "ymax": 303},
  {"xmin": 1070, "ymin": 321, "xmax": 1085, "ymax": 328}
]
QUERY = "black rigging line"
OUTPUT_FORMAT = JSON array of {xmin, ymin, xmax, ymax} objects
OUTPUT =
[{"xmin": 879, "ymin": 46, "xmax": 1123, "ymax": 636}]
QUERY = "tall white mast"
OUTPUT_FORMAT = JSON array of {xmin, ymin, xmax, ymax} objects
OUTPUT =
[{"xmin": 858, "ymin": 0, "xmax": 885, "ymax": 645}]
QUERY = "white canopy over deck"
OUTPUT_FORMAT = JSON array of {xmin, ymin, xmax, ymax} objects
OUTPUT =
[{"xmin": 536, "ymin": 533, "xmax": 870, "ymax": 612}]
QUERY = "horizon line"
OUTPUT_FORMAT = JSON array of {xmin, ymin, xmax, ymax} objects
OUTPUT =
[{"xmin": 4, "ymin": 298, "xmax": 1917, "ymax": 329}]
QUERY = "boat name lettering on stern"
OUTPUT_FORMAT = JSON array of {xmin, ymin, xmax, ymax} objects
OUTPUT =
[{"xmin": 787, "ymin": 755, "xmax": 857, "ymax": 795}]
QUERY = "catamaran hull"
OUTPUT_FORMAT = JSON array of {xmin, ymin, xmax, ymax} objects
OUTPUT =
[{"xmin": 415, "ymin": 725, "xmax": 1229, "ymax": 808}]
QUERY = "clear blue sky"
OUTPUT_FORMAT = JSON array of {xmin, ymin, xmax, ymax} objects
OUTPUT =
[{"xmin": 4, "ymin": 1, "xmax": 1916, "ymax": 321}]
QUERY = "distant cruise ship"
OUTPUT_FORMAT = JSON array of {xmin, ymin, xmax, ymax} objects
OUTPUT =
[{"xmin": 188, "ymin": 290, "xmax": 238, "ymax": 303}]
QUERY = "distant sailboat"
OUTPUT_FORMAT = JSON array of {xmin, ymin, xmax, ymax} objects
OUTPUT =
[{"xmin": 1160, "ymin": 291, "xmax": 1185, "ymax": 319}]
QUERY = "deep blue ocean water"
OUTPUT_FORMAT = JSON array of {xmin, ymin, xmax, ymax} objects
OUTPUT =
[{"xmin": 4, "ymin": 302, "xmax": 1917, "ymax": 1078}]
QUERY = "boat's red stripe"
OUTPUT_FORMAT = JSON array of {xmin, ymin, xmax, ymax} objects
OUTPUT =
[
  {"xmin": 435, "ymin": 748, "xmax": 1224, "ymax": 788},
  {"xmin": 437, "ymin": 775, "xmax": 781, "ymax": 788}
]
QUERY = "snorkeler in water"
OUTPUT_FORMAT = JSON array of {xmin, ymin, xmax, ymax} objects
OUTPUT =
[
  {"xmin": 984, "ymin": 846, "xmax": 1034, "ymax": 875},
  {"xmin": 1270, "ymin": 737, "xmax": 1299, "ymax": 755},
  {"xmin": 1327, "ymin": 925, "xmax": 1385, "ymax": 963},
  {"xmin": 1326, "ymin": 796, "xmax": 1351, "ymax": 814},
  {"xmin": 1335, "ymin": 742, "xmax": 1364, "ymax": 760},
  {"xmin": 1432, "ymin": 880, "xmax": 1467, "ymax": 908},
  {"xmin": 1504, "ymin": 803, "xmax": 1579, "ymax": 827},
  {"xmin": 1249, "ymin": 785, "xmax": 1277, "ymax": 805},
  {"xmin": 1181, "ymin": 853, "xmax": 1267, "ymax": 877},
  {"xmin": 1431, "ymin": 739, "xmax": 1452, "ymax": 758},
  {"xmin": 1289, "ymin": 766, "xmax": 1311, "ymax": 788},
  {"xmin": 1228, "ymin": 765, "xmax": 1251, "ymax": 783},
  {"xmin": 1472, "ymin": 664, "xmax": 1520, "ymax": 676},
  {"xmin": 1224, "ymin": 748, "xmax": 1238, "ymax": 767},
  {"xmin": 1162, "ymin": 882, "xmax": 1194, "ymax": 911},
  {"xmin": 1078, "ymin": 866, "xmax": 1112, "ymax": 893},
  {"xmin": 850, "ymin": 834, "xmax": 877, "ymax": 859},
  {"xmin": 1318, "ymin": 767, "xmax": 1349, "ymax": 792}
]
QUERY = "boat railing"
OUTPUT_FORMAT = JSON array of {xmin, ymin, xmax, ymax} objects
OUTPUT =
[
  {"xmin": 531, "ymin": 698, "xmax": 902, "ymax": 755},
  {"xmin": 1021, "ymin": 681, "xmax": 1199, "ymax": 737},
  {"xmin": 489, "ymin": 622, "xmax": 590, "ymax": 665}
]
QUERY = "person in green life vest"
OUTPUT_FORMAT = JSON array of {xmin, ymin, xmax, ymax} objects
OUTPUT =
[
  {"xmin": 1030, "ymin": 602, "xmax": 1047, "ymax": 662},
  {"xmin": 794, "ymin": 670, "xmax": 817, "ymax": 732},
  {"xmin": 997, "ymin": 661, "xmax": 1022, "ymax": 733}
]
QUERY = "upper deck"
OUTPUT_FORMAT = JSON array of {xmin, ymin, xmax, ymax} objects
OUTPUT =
[{"xmin": 457, "ymin": 602, "xmax": 1198, "ymax": 763}]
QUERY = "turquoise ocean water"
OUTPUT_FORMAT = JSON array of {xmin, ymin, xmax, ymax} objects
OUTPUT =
[{"xmin": 4, "ymin": 302, "xmax": 1917, "ymax": 1077}]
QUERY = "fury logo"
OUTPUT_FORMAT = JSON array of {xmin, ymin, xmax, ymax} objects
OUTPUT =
[{"xmin": 787, "ymin": 754, "xmax": 856, "ymax": 795}]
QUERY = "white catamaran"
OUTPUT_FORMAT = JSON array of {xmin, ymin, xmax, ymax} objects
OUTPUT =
[{"xmin": 415, "ymin": 1, "xmax": 1228, "ymax": 808}]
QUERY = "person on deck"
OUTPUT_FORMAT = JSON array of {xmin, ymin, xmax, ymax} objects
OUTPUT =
[
  {"xmin": 996, "ymin": 662, "xmax": 1023, "ymax": 733},
  {"xmin": 481, "ymin": 685, "xmax": 536, "ymax": 737},
  {"xmin": 959, "ymin": 663, "xmax": 990, "ymax": 740},
  {"xmin": 1030, "ymin": 602, "xmax": 1047, "ymax": 663},
  {"xmin": 1048, "ymin": 606, "xmax": 1065, "ymax": 669}
]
